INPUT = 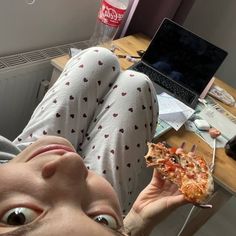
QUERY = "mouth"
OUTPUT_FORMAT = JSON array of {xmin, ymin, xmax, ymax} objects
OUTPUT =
[{"xmin": 27, "ymin": 144, "xmax": 76, "ymax": 162}]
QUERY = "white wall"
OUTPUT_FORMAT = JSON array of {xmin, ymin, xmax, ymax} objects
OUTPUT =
[
  {"xmin": 0, "ymin": 0, "xmax": 100, "ymax": 56},
  {"xmin": 184, "ymin": 0, "xmax": 236, "ymax": 88}
]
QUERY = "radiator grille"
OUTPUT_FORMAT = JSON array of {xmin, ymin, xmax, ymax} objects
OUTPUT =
[
  {"xmin": 41, "ymin": 47, "xmax": 64, "ymax": 58},
  {"xmin": 1, "ymin": 54, "xmax": 29, "ymax": 67},
  {"xmin": 22, "ymin": 50, "xmax": 47, "ymax": 62},
  {"xmin": 0, "ymin": 40, "xmax": 89, "ymax": 69},
  {"xmin": 0, "ymin": 61, "xmax": 6, "ymax": 69}
]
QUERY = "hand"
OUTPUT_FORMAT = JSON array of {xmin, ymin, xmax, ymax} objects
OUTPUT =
[
  {"xmin": 131, "ymin": 169, "xmax": 186, "ymax": 226},
  {"xmin": 124, "ymin": 170, "xmax": 186, "ymax": 236},
  {"xmin": 124, "ymin": 143, "xmax": 195, "ymax": 236}
]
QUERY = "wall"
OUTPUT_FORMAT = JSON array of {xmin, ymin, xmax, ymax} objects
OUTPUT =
[
  {"xmin": 125, "ymin": 0, "xmax": 195, "ymax": 38},
  {"xmin": 184, "ymin": 0, "xmax": 236, "ymax": 88},
  {"xmin": 0, "ymin": 0, "xmax": 100, "ymax": 56}
]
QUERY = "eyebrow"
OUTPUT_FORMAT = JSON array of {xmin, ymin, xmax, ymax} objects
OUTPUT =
[{"xmin": 0, "ymin": 222, "xmax": 41, "ymax": 236}]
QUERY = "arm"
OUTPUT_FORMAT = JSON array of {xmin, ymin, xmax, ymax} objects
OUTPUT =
[{"xmin": 123, "ymin": 143, "xmax": 196, "ymax": 235}]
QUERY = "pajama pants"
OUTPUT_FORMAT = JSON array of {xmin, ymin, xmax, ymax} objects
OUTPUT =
[{"xmin": 13, "ymin": 47, "xmax": 158, "ymax": 213}]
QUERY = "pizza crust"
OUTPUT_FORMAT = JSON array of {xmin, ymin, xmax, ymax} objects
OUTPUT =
[{"xmin": 145, "ymin": 142, "xmax": 214, "ymax": 204}]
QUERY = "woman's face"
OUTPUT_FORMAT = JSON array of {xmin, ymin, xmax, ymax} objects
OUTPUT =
[{"xmin": 0, "ymin": 136, "xmax": 124, "ymax": 235}]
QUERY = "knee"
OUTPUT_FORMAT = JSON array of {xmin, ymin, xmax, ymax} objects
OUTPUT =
[
  {"xmin": 124, "ymin": 70, "xmax": 153, "ymax": 90},
  {"xmin": 69, "ymin": 46, "xmax": 120, "ymax": 72},
  {"xmin": 91, "ymin": 46, "xmax": 120, "ymax": 69},
  {"xmin": 122, "ymin": 69, "xmax": 157, "ymax": 103}
]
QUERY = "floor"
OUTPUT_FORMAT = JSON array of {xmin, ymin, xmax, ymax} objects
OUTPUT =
[{"xmin": 150, "ymin": 196, "xmax": 236, "ymax": 236}]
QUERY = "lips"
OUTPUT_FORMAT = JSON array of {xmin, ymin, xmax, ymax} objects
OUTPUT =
[{"xmin": 27, "ymin": 144, "xmax": 76, "ymax": 162}]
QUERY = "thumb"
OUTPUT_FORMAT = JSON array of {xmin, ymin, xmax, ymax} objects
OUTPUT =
[{"xmin": 150, "ymin": 168, "xmax": 165, "ymax": 187}]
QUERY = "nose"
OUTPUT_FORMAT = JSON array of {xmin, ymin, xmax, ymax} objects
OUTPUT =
[{"xmin": 41, "ymin": 153, "xmax": 88, "ymax": 181}]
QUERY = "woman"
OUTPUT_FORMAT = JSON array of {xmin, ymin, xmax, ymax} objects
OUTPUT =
[{"xmin": 0, "ymin": 47, "xmax": 187, "ymax": 235}]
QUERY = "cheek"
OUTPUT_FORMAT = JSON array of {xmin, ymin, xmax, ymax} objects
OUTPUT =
[{"xmin": 87, "ymin": 172, "xmax": 121, "ymax": 203}]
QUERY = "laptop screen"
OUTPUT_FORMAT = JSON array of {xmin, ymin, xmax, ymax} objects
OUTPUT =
[{"xmin": 142, "ymin": 18, "xmax": 228, "ymax": 95}]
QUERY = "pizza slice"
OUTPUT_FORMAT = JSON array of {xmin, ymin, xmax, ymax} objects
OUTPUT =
[{"xmin": 145, "ymin": 142, "xmax": 214, "ymax": 205}]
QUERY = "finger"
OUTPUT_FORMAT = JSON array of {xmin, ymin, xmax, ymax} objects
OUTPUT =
[
  {"xmin": 152, "ymin": 168, "xmax": 164, "ymax": 180},
  {"xmin": 190, "ymin": 144, "xmax": 197, "ymax": 153},
  {"xmin": 168, "ymin": 194, "xmax": 187, "ymax": 207},
  {"xmin": 151, "ymin": 168, "xmax": 165, "ymax": 187},
  {"xmin": 180, "ymin": 141, "xmax": 186, "ymax": 149},
  {"xmin": 188, "ymin": 144, "xmax": 197, "ymax": 157},
  {"xmin": 175, "ymin": 142, "xmax": 186, "ymax": 154}
]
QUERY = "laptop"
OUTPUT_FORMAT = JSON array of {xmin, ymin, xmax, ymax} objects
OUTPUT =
[{"xmin": 130, "ymin": 18, "xmax": 228, "ymax": 109}]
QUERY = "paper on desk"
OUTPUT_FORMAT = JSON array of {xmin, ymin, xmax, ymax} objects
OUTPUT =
[
  {"xmin": 157, "ymin": 93, "xmax": 195, "ymax": 130},
  {"xmin": 69, "ymin": 48, "xmax": 82, "ymax": 58}
]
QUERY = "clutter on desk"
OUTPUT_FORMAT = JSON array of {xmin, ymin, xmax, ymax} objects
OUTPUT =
[
  {"xmin": 209, "ymin": 128, "xmax": 221, "ymax": 139},
  {"xmin": 185, "ymin": 95, "xmax": 236, "ymax": 148},
  {"xmin": 117, "ymin": 54, "xmax": 140, "ymax": 63},
  {"xmin": 157, "ymin": 93, "xmax": 195, "ymax": 131},
  {"xmin": 193, "ymin": 119, "xmax": 210, "ymax": 131},
  {"xmin": 198, "ymin": 104, "xmax": 236, "ymax": 140},
  {"xmin": 184, "ymin": 120, "xmax": 227, "ymax": 148},
  {"xmin": 208, "ymin": 84, "xmax": 235, "ymax": 107}
]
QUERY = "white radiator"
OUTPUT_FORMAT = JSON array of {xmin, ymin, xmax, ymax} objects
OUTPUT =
[{"xmin": 0, "ymin": 41, "xmax": 88, "ymax": 140}]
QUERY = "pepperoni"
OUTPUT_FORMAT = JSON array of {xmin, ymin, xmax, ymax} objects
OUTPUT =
[{"xmin": 169, "ymin": 147, "xmax": 177, "ymax": 154}]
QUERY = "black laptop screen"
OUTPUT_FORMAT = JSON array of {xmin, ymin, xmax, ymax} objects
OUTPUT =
[{"xmin": 142, "ymin": 18, "xmax": 228, "ymax": 95}]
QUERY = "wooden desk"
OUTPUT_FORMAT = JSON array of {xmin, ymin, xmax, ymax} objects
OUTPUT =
[{"xmin": 50, "ymin": 34, "xmax": 236, "ymax": 235}]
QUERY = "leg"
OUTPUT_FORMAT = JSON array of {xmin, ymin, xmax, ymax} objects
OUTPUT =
[
  {"xmin": 80, "ymin": 70, "xmax": 158, "ymax": 213},
  {"xmin": 14, "ymin": 47, "xmax": 120, "ymax": 150}
]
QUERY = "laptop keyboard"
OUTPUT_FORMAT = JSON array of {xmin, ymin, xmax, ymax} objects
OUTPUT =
[{"xmin": 132, "ymin": 63, "xmax": 196, "ymax": 105}]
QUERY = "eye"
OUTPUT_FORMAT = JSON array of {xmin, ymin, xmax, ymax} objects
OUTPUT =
[
  {"xmin": 1, "ymin": 207, "xmax": 40, "ymax": 226},
  {"xmin": 92, "ymin": 214, "xmax": 118, "ymax": 230}
]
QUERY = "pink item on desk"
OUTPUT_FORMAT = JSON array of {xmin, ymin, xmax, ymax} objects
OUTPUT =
[{"xmin": 209, "ymin": 128, "xmax": 221, "ymax": 139}]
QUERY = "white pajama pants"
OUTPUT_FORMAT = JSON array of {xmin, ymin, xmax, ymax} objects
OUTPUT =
[{"xmin": 13, "ymin": 47, "xmax": 158, "ymax": 213}]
